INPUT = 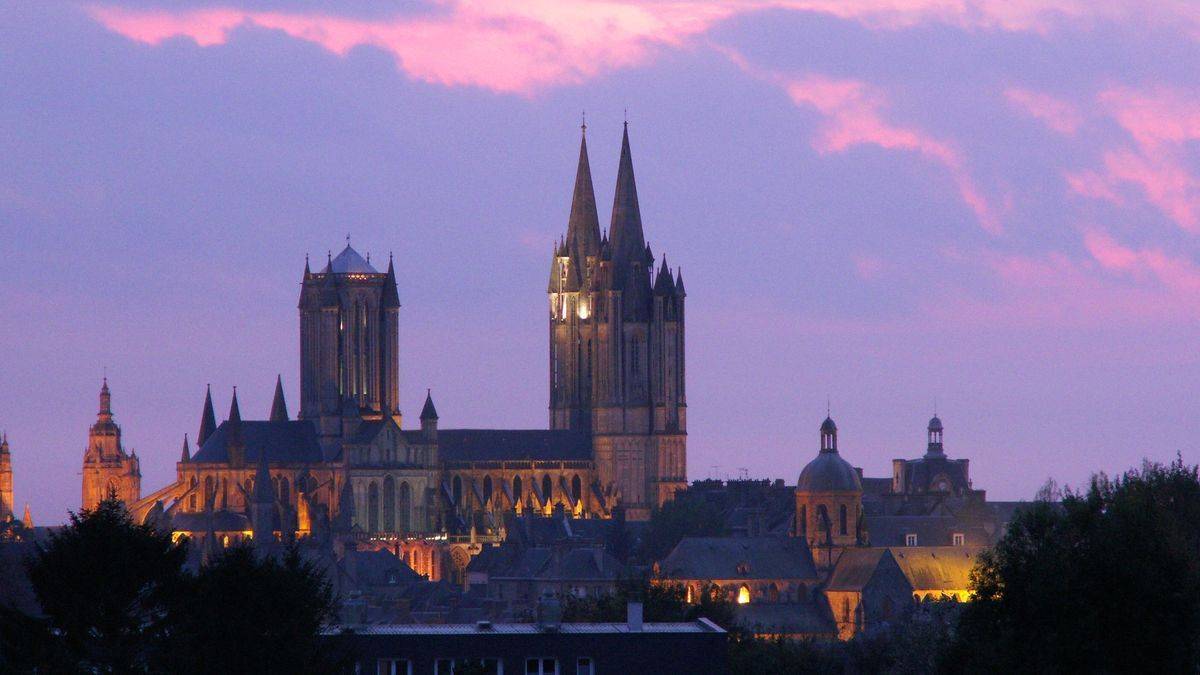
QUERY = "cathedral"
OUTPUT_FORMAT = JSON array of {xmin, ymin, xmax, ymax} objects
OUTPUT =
[{"xmin": 70, "ymin": 124, "xmax": 687, "ymax": 580}]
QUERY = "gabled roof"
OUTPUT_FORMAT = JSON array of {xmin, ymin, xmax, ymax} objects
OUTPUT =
[
  {"xmin": 660, "ymin": 536, "xmax": 819, "ymax": 581},
  {"xmin": 735, "ymin": 602, "xmax": 835, "ymax": 636},
  {"xmin": 190, "ymin": 419, "xmax": 323, "ymax": 464},
  {"xmin": 327, "ymin": 245, "xmax": 378, "ymax": 274},
  {"xmin": 825, "ymin": 547, "xmax": 891, "ymax": 591},
  {"xmin": 438, "ymin": 429, "xmax": 591, "ymax": 463},
  {"xmin": 889, "ymin": 546, "xmax": 983, "ymax": 591}
]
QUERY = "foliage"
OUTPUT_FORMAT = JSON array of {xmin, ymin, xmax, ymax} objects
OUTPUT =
[
  {"xmin": 948, "ymin": 457, "xmax": 1200, "ymax": 673},
  {"xmin": 156, "ymin": 544, "xmax": 343, "ymax": 674},
  {"xmin": 560, "ymin": 576, "xmax": 737, "ymax": 628},
  {"xmin": 639, "ymin": 493, "xmax": 726, "ymax": 562},
  {"xmin": 0, "ymin": 497, "xmax": 344, "ymax": 674},
  {"xmin": 0, "ymin": 496, "xmax": 186, "ymax": 672}
]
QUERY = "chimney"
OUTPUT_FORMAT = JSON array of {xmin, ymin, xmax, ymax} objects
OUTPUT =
[{"xmin": 627, "ymin": 602, "xmax": 643, "ymax": 632}]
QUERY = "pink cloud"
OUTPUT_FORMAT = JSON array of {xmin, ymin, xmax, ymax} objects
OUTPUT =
[
  {"xmin": 85, "ymin": 2, "xmax": 1200, "ymax": 96},
  {"xmin": 747, "ymin": 66, "xmax": 1001, "ymax": 235},
  {"xmin": 1067, "ymin": 87, "xmax": 1200, "ymax": 232},
  {"xmin": 85, "ymin": 3, "xmax": 737, "ymax": 95},
  {"xmin": 1083, "ymin": 229, "xmax": 1200, "ymax": 294},
  {"xmin": 1005, "ymin": 87, "xmax": 1083, "ymax": 135},
  {"xmin": 852, "ymin": 254, "xmax": 886, "ymax": 280}
]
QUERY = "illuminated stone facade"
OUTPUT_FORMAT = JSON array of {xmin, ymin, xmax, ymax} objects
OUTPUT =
[
  {"xmin": 95, "ymin": 128, "xmax": 686, "ymax": 579},
  {"xmin": 81, "ymin": 379, "xmax": 141, "ymax": 510},
  {"xmin": 548, "ymin": 124, "xmax": 687, "ymax": 519}
]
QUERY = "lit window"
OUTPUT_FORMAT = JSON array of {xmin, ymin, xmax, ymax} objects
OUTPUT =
[
  {"xmin": 737, "ymin": 585, "xmax": 751, "ymax": 604},
  {"xmin": 905, "ymin": 534, "xmax": 917, "ymax": 547},
  {"xmin": 576, "ymin": 657, "xmax": 594, "ymax": 675},
  {"xmin": 952, "ymin": 533, "xmax": 965, "ymax": 546}
]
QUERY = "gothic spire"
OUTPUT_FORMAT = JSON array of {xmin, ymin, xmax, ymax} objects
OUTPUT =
[
  {"xmin": 382, "ymin": 255, "xmax": 400, "ymax": 308},
  {"xmin": 180, "ymin": 434, "xmax": 190, "ymax": 463},
  {"xmin": 22, "ymin": 504, "xmax": 32, "ymax": 530},
  {"xmin": 675, "ymin": 267, "xmax": 686, "ymax": 297},
  {"xmin": 198, "ymin": 385, "xmax": 217, "ymax": 447},
  {"xmin": 228, "ymin": 386, "xmax": 242, "ymax": 425},
  {"xmin": 609, "ymin": 122, "xmax": 647, "ymax": 288},
  {"xmin": 270, "ymin": 375, "xmax": 289, "ymax": 422},
  {"xmin": 565, "ymin": 125, "xmax": 601, "ymax": 261}
]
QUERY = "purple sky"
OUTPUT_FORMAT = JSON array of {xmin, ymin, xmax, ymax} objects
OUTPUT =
[{"xmin": 3, "ymin": 1, "xmax": 1199, "ymax": 523}]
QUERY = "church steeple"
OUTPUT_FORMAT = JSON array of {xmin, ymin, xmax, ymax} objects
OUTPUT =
[
  {"xmin": 98, "ymin": 377, "xmax": 113, "ymax": 423},
  {"xmin": 566, "ymin": 123, "xmax": 601, "ymax": 261},
  {"xmin": 270, "ymin": 375, "xmax": 289, "ymax": 422},
  {"xmin": 180, "ymin": 434, "xmax": 190, "ymax": 463},
  {"xmin": 609, "ymin": 122, "xmax": 647, "ymax": 288},
  {"xmin": 198, "ymin": 385, "xmax": 216, "ymax": 447}
]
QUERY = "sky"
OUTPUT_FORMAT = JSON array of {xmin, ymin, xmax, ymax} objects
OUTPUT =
[{"xmin": 2, "ymin": 1, "xmax": 1200, "ymax": 523}]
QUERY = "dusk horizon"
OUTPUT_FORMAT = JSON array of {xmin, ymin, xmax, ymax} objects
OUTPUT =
[{"xmin": 4, "ymin": 1, "xmax": 1200, "ymax": 525}]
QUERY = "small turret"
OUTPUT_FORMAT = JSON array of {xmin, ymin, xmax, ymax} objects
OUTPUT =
[
  {"xmin": 420, "ymin": 389, "xmax": 439, "ymax": 441},
  {"xmin": 180, "ymin": 434, "xmax": 190, "ymax": 463},
  {"xmin": 22, "ymin": 503, "xmax": 32, "ymax": 530},
  {"xmin": 382, "ymin": 255, "xmax": 401, "ymax": 309}
]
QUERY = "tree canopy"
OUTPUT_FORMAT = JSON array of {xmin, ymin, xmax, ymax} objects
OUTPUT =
[{"xmin": 0, "ymin": 497, "xmax": 342, "ymax": 674}]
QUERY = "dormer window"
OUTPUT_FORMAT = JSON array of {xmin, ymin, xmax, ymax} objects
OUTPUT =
[
  {"xmin": 905, "ymin": 533, "xmax": 918, "ymax": 547},
  {"xmin": 953, "ymin": 533, "xmax": 965, "ymax": 546},
  {"xmin": 736, "ymin": 562, "xmax": 750, "ymax": 575}
]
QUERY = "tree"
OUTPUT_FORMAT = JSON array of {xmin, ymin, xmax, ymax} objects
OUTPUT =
[
  {"xmin": 156, "ymin": 543, "xmax": 342, "ymax": 674},
  {"xmin": 0, "ymin": 496, "xmax": 187, "ymax": 672},
  {"xmin": 0, "ymin": 497, "xmax": 347, "ymax": 674},
  {"xmin": 560, "ymin": 576, "xmax": 736, "ymax": 629},
  {"xmin": 949, "ymin": 458, "xmax": 1200, "ymax": 673},
  {"xmin": 639, "ymin": 495, "xmax": 726, "ymax": 562}
]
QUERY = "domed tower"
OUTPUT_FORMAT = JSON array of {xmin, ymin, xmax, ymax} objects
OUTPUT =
[
  {"xmin": 925, "ymin": 415, "xmax": 944, "ymax": 458},
  {"xmin": 795, "ymin": 416, "xmax": 862, "ymax": 548}
]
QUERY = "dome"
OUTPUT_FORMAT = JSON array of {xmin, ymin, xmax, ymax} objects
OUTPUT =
[
  {"xmin": 820, "ymin": 416, "xmax": 837, "ymax": 434},
  {"xmin": 797, "ymin": 451, "xmax": 862, "ymax": 493},
  {"xmin": 928, "ymin": 415, "xmax": 943, "ymax": 432}
]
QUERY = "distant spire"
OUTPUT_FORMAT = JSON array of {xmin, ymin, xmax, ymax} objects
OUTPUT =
[
  {"xmin": 565, "ymin": 123, "xmax": 602, "ymax": 261},
  {"xmin": 270, "ymin": 375, "xmax": 289, "ymax": 422},
  {"xmin": 228, "ymin": 386, "xmax": 242, "ymax": 425},
  {"xmin": 304, "ymin": 254, "xmax": 311, "ymax": 278},
  {"xmin": 420, "ymin": 389, "xmax": 439, "ymax": 420},
  {"xmin": 21, "ymin": 503, "xmax": 32, "ymax": 529},
  {"xmin": 180, "ymin": 434, "xmax": 191, "ymax": 463},
  {"xmin": 675, "ymin": 267, "xmax": 686, "ymax": 297},
  {"xmin": 198, "ymin": 384, "xmax": 217, "ymax": 447},
  {"xmin": 98, "ymin": 377, "xmax": 113, "ymax": 418}
]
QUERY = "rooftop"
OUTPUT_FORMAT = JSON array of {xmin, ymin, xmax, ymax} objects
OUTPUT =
[{"xmin": 323, "ymin": 620, "xmax": 725, "ymax": 636}]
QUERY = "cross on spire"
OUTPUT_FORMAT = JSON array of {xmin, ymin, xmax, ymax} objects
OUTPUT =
[{"xmin": 581, "ymin": 110, "xmax": 586, "ymax": 134}]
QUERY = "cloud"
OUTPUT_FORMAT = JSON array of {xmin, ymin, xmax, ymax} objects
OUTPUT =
[
  {"xmin": 85, "ymin": 2, "xmax": 737, "ymax": 95},
  {"xmin": 1083, "ymin": 228, "xmax": 1200, "ymax": 294},
  {"xmin": 719, "ymin": 49, "xmax": 1002, "ymax": 235},
  {"xmin": 1005, "ymin": 87, "xmax": 1083, "ymax": 135},
  {"xmin": 84, "ymin": 1, "xmax": 1200, "ymax": 96},
  {"xmin": 1067, "ymin": 87, "xmax": 1200, "ymax": 232}
]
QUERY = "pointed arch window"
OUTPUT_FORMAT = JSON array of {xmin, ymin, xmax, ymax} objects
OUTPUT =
[
  {"xmin": 367, "ymin": 482, "xmax": 380, "ymax": 533},
  {"xmin": 483, "ymin": 476, "xmax": 493, "ymax": 505},
  {"xmin": 383, "ymin": 476, "xmax": 395, "ymax": 532},
  {"xmin": 513, "ymin": 476, "xmax": 523, "ymax": 503},
  {"xmin": 542, "ymin": 475, "xmax": 553, "ymax": 504},
  {"xmin": 398, "ymin": 482, "xmax": 411, "ymax": 533}
]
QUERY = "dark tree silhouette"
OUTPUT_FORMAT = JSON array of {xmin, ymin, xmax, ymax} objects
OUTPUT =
[
  {"xmin": 156, "ymin": 544, "xmax": 342, "ymax": 674},
  {"xmin": 949, "ymin": 458, "xmax": 1200, "ymax": 673},
  {"xmin": 1, "ymin": 496, "xmax": 186, "ymax": 672}
]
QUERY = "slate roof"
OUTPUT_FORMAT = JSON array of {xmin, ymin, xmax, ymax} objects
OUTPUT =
[
  {"xmin": 172, "ymin": 510, "xmax": 251, "ymax": 533},
  {"xmin": 344, "ymin": 548, "xmax": 424, "ymax": 586},
  {"xmin": 890, "ymin": 546, "xmax": 983, "ymax": 592},
  {"xmin": 660, "ymin": 537, "xmax": 819, "ymax": 581},
  {"xmin": 825, "ymin": 548, "xmax": 890, "ymax": 591},
  {"xmin": 866, "ymin": 514, "xmax": 997, "ymax": 547},
  {"xmin": 327, "ymin": 245, "xmax": 377, "ymax": 274},
  {"xmin": 797, "ymin": 451, "xmax": 862, "ymax": 493},
  {"xmin": 438, "ymin": 429, "xmax": 592, "ymax": 463},
  {"xmin": 190, "ymin": 419, "xmax": 323, "ymax": 464}
]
